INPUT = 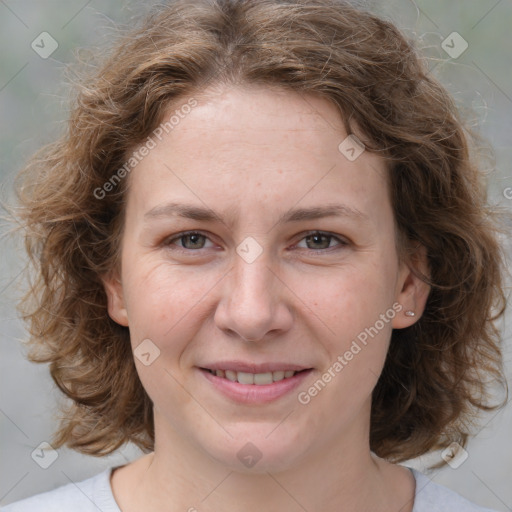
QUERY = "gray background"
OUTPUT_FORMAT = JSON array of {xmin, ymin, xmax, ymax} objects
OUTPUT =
[{"xmin": 1, "ymin": 0, "xmax": 511, "ymax": 509}]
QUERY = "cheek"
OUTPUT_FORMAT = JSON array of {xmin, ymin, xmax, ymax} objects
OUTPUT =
[
  {"xmin": 298, "ymin": 260, "xmax": 397, "ymax": 340},
  {"xmin": 293, "ymin": 256, "xmax": 399, "ymax": 405},
  {"xmin": 121, "ymin": 259, "xmax": 220, "ymax": 351},
  {"xmin": 121, "ymin": 262, "xmax": 221, "ymax": 408}
]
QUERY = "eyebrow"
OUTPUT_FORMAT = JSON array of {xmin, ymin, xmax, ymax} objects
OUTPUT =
[{"xmin": 143, "ymin": 202, "xmax": 369, "ymax": 225}]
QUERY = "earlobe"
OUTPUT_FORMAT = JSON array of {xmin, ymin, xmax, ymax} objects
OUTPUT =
[
  {"xmin": 392, "ymin": 245, "xmax": 431, "ymax": 329},
  {"xmin": 102, "ymin": 273, "xmax": 129, "ymax": 327}
]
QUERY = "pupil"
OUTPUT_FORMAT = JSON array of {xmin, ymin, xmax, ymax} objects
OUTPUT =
[
  {"xmin": 308, "ymin": 233, "xmax": 329, "ymax": 249},
  {"xmin": 185, "ymin": 234, "xmax": 203, "ymax": 248}
]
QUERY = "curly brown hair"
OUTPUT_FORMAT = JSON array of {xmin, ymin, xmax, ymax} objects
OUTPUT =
[{"xmin": 13, "ymin": 0, "xmax": 508, "ymax": 466}]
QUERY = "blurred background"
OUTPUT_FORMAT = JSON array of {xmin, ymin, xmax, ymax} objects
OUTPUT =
[{"xmin": 1, "ymin": 0, "xmax": 511, "ymax": 509}]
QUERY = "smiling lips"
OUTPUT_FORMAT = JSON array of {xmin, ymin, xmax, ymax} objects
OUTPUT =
[
  {"xmin": 199, "ymin": 363, "xmax": 313, "ymax": 403},
  {"xmin": 200, "ymin": 362, "xmax": 311, "ymax": 385},
  {"xmin": 204, "ymin": 368, "xmax": 301, "ymax": 385}
]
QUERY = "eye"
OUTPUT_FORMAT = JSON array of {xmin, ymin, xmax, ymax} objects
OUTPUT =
[
  {"xmin": 165, "ymin": 231, "xmax": 215, "ymax": 250},
  {"xmin": 294, "ymin": 231, "xmax": 348, "ymax": 251},
  {"xmin": 163, "ymin": 230, "xmax": 348, "ymax": 253}
]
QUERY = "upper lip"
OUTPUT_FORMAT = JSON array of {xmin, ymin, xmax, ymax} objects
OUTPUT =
[{"xmin": 199, "ymin": 361, "xmax": 312, "ymax": 373}]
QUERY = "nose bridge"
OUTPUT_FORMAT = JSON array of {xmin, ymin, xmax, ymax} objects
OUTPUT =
[
  {"xmin": 231, "ymin": 250, "xmax": 276, "ymax": 313},
  {"xmin": 214, "ymin": 246, "xmax": 289, "ymax": 341}
]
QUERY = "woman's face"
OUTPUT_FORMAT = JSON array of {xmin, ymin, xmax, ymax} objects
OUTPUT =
[{"xmin": 104, "ymin": 84, "xmax": 425, "ymax": 472}]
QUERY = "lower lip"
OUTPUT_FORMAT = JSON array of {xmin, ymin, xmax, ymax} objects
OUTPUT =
[{"xmin": 199, "ymin": 368, "xmax": 313, "ymax": 404}]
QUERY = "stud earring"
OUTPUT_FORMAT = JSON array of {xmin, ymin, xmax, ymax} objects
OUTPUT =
[{"xmin": 405, "ymin": 310, "xmax": 416, "ymax": 317}]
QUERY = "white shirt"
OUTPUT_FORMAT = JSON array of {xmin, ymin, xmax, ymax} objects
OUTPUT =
[{"xmin": 0, "ymin": 466, "xmax": 498, "ymax": 511}]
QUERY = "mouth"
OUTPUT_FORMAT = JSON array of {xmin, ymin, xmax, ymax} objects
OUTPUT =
[
  {"xmin": 201, "ymin": 368, "xmax": 309, "ymax": 385},
  {"xmin": 198, "ymin": 364, "xmax": 313, "ymax": 404}
]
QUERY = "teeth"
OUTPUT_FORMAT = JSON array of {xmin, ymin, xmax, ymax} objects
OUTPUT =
[
  {"xmin": 237, "ymin": 371, "xmax": 255, "ymax": 385},
  {"xmin": 273, "ymin": 370, "xmax": 285, "ymax": 381},
  {"xmin": 210, "ymin": 369, "xmax": 300, "ymax": 384},
  {"xmin": 225, "ymin": 370, "xmax": 237, "ymax": 382},
  {"xmin": 254, "ymin": 372, "xmax": 273, "ymax": 385}
]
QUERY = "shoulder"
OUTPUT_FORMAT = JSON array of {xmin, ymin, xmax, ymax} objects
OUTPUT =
[
  {"xmin": 0, "ymin": 468, "xmax": 120, "ymax": 512},
  {"xmin": 410, "ymin": 467, "xmax": 498, "ymax": 512}
]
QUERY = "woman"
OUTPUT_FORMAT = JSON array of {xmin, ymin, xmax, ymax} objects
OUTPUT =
[{"xmin": 2, "ymin": 0, "xmax": 508, "ymax": 510}]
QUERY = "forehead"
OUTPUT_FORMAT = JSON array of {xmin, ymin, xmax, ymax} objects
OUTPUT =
[
  {"xmin": 125, "ymin": 85, "xmax": 390, "ymax": 224},
  {"xmin": 166, "ymin": 84, "xmax": 355, "ymax": 155}
]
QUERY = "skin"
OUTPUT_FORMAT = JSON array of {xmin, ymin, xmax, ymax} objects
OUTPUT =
[{"xmin": 103, "ymin": 84, "xmax": 430, "ymax": 512}]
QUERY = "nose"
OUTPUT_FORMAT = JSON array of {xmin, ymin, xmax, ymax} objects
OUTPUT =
[{"xmin": 214, "ymin": 252, "xmax": 293, "ymax": 342}]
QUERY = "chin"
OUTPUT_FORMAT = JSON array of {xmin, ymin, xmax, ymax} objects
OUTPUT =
[{"xmin": 199, "ymin": 424, "xmax": 309, "ymax": 474}]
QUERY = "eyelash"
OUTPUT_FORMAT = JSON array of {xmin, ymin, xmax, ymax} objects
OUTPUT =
[{"xmin": 163, "ymin": 230, "xmax": 349, "ymax": 254}]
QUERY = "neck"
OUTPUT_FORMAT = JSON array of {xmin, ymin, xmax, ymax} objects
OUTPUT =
[{"xmin": 113, "ymin": 403, "xmax": 415, "ymax": 512}]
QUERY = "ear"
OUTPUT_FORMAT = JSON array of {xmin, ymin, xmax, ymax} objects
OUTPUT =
[
  {"xmin": 102, "ymin": 272, "xmax": 129, "ymax": 327},
  {"xmin": 392, "ymin": 244, "xmax": 431, "ymax": 329}
]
